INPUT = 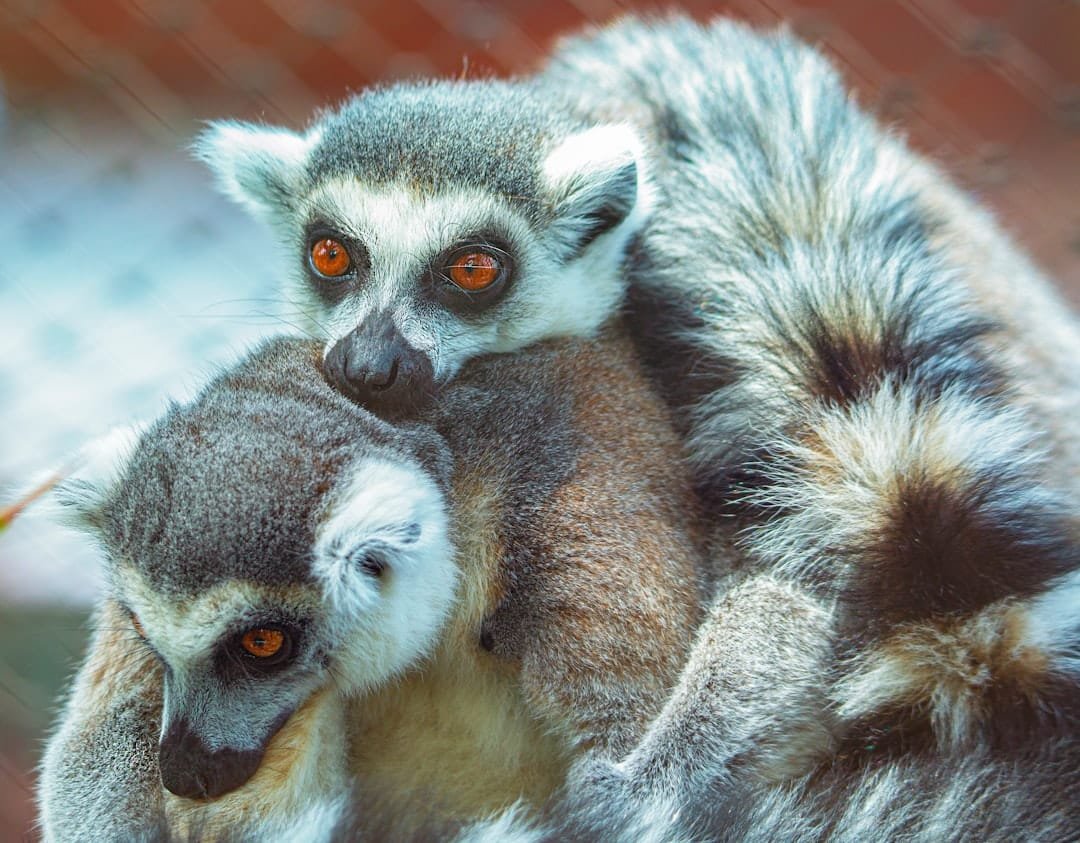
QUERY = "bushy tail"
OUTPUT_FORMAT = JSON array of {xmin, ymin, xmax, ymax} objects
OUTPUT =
[
  {"xmin": 540, "ymin": 16, "xmax": 1080, "ymax": 839},
  {"xmin": 549, "ymin": 13, "xmax": 1080, "ymax": 755}
]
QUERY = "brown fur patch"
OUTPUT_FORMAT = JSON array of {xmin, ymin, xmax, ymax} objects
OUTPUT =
[
  {"xmin": 84, "ymin": 601, "xmax": 163, "ymax": 707},
  {"xmin": 837, "ymin": 600, "xmax": 1052, "ymax": 749}
]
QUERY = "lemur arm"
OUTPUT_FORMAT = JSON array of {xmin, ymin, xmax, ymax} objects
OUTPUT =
[{"xmin": 38, "ymin": 600, "xmax": 165, "ymax": 843}]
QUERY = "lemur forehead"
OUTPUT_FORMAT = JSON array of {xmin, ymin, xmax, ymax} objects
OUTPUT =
[
  {"xmin": 307, "ymin": 80, "xmax": 581, "ymax": 204},
  {"xmin": 94, "ymin": 341, "xmax": 417, "ymax": 596},
  {"xmin": 303, "ymin": 180, "xmax": 539, "ymax": 254}
]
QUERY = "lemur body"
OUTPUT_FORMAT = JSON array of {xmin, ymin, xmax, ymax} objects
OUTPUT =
[{"xmin": 38, "ymin": 332, "xmax": 702, "ymax": 841}]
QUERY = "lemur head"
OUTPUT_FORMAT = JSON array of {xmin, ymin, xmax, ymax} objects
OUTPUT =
[
  {"xmin": 195, "ymin": 80, "xmax": 651, "ymax": 417},
  {"xmin": 57, "ymin": 339, "xmax": 454, "ymax": 801}
]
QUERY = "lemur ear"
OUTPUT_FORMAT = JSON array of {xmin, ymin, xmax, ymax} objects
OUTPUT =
[
  {"xmin": 311, "ymin": 457, "xmax": 451, "ymax": 623},
  {"xmin": 52, "ymin": 423, "xmax": 146, "ymax": 531},
  {"xmin": 193, "ymin": 120, "xmax": 319, "ymax": 221},
  {"xmin": 542, "ymin": 124, "xmax": 652, "ymax": 257}
]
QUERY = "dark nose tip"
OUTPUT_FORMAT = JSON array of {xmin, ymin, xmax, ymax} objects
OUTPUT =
[
  {"xmin": 344, "ymin": 345, "xmax": 400, "ymax": 392},
  {"xmin": 159, "ymin": 718, "xmax": 263, "ymax": 800},
  {"xmin": 324, "ymin": 318, "xmax": 436, "ymax": 419}
]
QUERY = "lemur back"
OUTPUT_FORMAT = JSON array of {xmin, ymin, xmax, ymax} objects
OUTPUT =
[{"xmin": 38, "ymin": 331, "xmax": 702, "ymax": 841}]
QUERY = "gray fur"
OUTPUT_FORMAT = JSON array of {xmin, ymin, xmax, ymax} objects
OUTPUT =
[
  {"xmin": 96, "ymin": 342, "xmax": 416, "ymax": 596},
  {"xmin": 307, "ymin": 81, "xmax": 575, "ymax": 218},
  {"xmin": 39, "ymin": 13, "xmax": 1080, "ymax": 842}
]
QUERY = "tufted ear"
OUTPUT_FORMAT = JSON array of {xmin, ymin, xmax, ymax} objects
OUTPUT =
[
  {"xmin": 543, "ymin": 124, "xmax": 653, "ymax": 257},
  {"xmin": 51, "ymin": 423, "xmax": 147, "ymax": 532},
  {"xmin": 312, "ymin": 456, "xmax": 452, "ymax": 622},
  {"xmin": 310, "ymin": 455, "xmax": 456, "ymax": 691},
  {"xmin": 193, "ymin": 120, "xmax": 320, "ymax": 222}
]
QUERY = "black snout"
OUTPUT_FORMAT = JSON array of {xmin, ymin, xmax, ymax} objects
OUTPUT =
[
  {"xmin": 159, "ymin": 718, "xmax": 263, "ymax": 800},
  {"xmin": 324, "ymin": 315, "xmax": 436, "ymax": 418}
]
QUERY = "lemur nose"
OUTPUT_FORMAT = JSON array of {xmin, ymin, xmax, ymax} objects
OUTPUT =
[
  {"xmin": 324, "ymin": 315, "xmax": 436, "ymax": 419},
  {"xmin": 159, "ymin": 718, "xmax": 263, "ymax": 800},
  {"xmin": 345, "ymin": 345, "xmax": 399, "ymax": 391}
]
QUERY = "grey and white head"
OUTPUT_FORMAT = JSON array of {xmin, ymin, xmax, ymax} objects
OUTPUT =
[
  {"xmin": 57, "ymin": 338, "xmax": 455, "ymax": 801},
  {"xmin": 195, "ymin": 79, "xmax": 651, "ymax": 417}
]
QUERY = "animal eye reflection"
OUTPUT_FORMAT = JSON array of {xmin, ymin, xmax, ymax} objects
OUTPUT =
[
  {"xmin": 446, "ymin": 248, "xmax": 503, "ymax": 291},
  {"xmin": 310, "ymin": 238, "xmax": 352, "ymax": 278}
]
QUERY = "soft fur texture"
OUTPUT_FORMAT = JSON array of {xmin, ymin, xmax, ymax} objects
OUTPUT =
[
  {"xmin": 38, "ymin": 13, "xmax": 1080, "ymax": 842},
  {"xmin": 38, "ymin": 332, "xmax": 703, "ymax": 841}
]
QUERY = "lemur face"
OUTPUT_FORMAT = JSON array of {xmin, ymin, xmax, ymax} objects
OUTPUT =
[
  {"xmin": 196, "ymin": 81, "xmax": 651, "ymax": 418},
  {"xmin": 57, "ymin": 340, "xmax": 456, "ymax": 800},
  {"xmin": 117, "ymin": 576, "xmax": 328, "ymax": 800}
]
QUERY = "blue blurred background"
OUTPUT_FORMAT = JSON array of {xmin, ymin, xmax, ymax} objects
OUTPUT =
[{"xmin": 0, "ymin": 0, "xmax": 1077, "ymax": 837}]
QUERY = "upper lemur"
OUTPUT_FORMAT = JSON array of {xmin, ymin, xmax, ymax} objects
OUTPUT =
[
  {"xmin": 41, "ymin": 12, "xmax": 1080, "ymax": 842},
  {"xmin": 196, "ymin": 80, "xmax": 651, "ymax": 417}
]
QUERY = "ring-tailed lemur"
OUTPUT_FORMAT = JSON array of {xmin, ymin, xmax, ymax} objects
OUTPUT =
[
  {"xmin": 195, "ymin": 82, "xmax": 651, "ymax": 418},
  {"xmin": 38, "ymin": 331, "xmax": 703, "ymax": 841}
]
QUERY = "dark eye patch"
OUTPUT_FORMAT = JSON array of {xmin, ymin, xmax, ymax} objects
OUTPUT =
[
  {"xmin": 301, "ymin": 220, "xmax": 371, "ymax": 305},
  {"xmin": 215, "ymin": 619, "xmax": 305, "ymax": 681}
]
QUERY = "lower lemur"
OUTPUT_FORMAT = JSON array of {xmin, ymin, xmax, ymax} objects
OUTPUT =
[{"xmin": 38, "ymin": 331, "xmax": 703, "ymax": 841}]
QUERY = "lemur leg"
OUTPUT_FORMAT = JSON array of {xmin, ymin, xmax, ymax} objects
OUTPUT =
[
  {"xmin": 620, "ymin": 575, "xmax": 834, "ymax": 793},
  {"xmin": 567, "ymin": 573, "xmax": 835, "ymax": 812},
  {"xmin": 38, "ymin": 600, "xmax": 165, "ymax": 843}
]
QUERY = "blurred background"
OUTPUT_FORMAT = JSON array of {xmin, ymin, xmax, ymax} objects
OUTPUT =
[{"xmin": 0, "ymin": 0, "xmax": 1077, "ymax": 838}]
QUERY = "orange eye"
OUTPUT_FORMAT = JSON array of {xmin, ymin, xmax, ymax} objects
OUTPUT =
[
  {"xmin": 311, "ymin": 238, "xmax": 352, "ymax": 278},
  {"xmin": 240, "ymin": 628, "xmax": 286, "ymax": 659},
  {"xmin": 448, "ymin": 250, "xmax": 502, "ymax": 292},
  {"xmin": 132, "ymin": 614, "xmax": 146, "ymax": 638}
]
